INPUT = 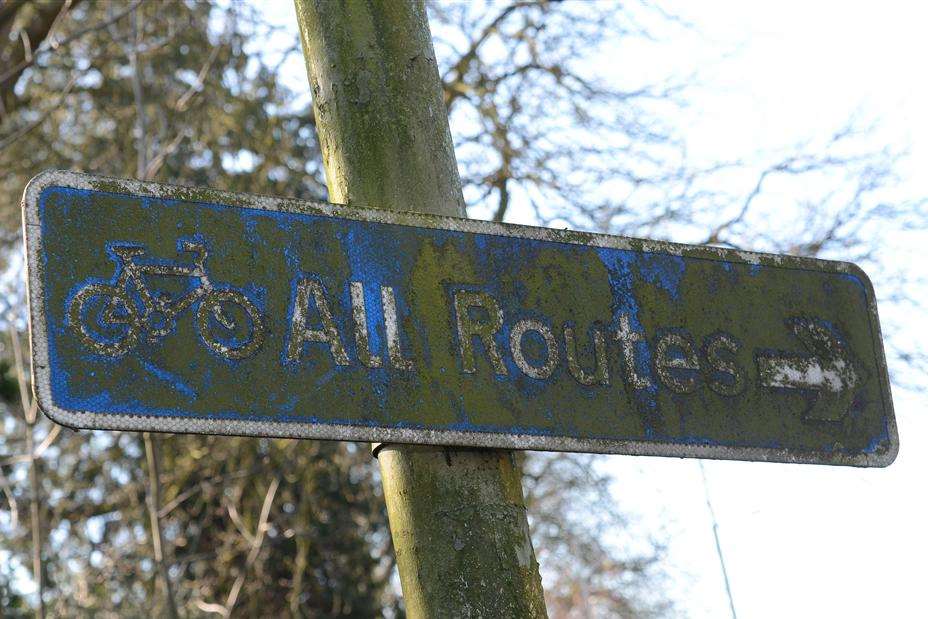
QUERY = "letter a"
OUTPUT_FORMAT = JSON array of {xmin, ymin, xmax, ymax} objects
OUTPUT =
[{"xmin": 286, "ymin": 278, "xmax": 350, "ymax": 365}]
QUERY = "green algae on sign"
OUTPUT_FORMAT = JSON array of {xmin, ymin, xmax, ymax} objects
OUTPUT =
[{"xmin": 23, "ymin": 171, "xmax": 898, "ymax": 466}]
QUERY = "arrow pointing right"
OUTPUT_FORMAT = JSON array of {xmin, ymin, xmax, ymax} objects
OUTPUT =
[{"xmin": 756, "ymin": 318, "xmax": 860, "ymax": 421}]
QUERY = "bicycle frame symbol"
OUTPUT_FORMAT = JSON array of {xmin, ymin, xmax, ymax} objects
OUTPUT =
[{"xmin": 68, "ymin": 238, "xmax": 264, "ymax": 359}]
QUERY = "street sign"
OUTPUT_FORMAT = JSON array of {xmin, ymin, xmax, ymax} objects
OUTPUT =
[{"xmin": 23, "ymin": 171, "xmax": 897, "ymax": 466}]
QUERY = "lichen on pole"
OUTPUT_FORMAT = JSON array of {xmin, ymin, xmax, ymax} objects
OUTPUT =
[
  {"xmin": 293, "ymin": 0, "xmax": 547, "ymax": 616},
  {"xmin": 294, "ymin": 0, "xmax": 465, "ymax": 217}
]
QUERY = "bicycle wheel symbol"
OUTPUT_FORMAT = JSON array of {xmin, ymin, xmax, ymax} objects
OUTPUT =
[
  {"xmin": 68, "ymin": 284, "xmax": 141, "ymax": 357},
  {"xmin": 196, "ymin": 290, "xmax": 265, "ymax": 360}
]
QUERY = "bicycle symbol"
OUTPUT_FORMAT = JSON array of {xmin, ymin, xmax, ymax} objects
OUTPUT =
[{"xmin": 68, "ymin": 238, "xmax": 265, "ymax": 359}]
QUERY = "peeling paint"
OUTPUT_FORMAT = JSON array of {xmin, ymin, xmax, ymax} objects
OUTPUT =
[{"xmin": 23, "ymin": 171, "xmax": 898, "ymax": 467}]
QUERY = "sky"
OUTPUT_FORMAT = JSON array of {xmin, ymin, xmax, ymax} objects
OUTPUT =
[
  {"xmin": 254, "ymin": 1, "xmax": 928, "ymax": 617},
  {"xmin": 596, "ymin": 2, "xmax": 928, "ymax": 617}
]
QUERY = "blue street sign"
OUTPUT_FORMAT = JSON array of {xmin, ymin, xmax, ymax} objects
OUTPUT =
[{"xmin": 23, "ymin": 171, "xmax": 897, "ymax": 466}]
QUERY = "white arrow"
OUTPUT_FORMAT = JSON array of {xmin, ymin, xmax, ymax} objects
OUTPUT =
[{"xmin": 755, "ymin": 318, "xmax": 860, "ymax": 421}]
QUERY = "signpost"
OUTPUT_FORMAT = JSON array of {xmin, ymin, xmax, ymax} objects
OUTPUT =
[
  {"xmin": 23, "ymin": 170, "xmax": 896, "ymax": 467},
  {"xmin": 12, "ymin": 0, "xmax": 898, "ymax": 617},
  {"xmin": 18, "ymin": 2, "xmax": 900, "ymax": 615}
]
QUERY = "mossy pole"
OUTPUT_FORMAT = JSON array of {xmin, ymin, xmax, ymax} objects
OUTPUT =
[{"xmin": 293, "ymin": 1, "xmax": 547, "ymax": 616}]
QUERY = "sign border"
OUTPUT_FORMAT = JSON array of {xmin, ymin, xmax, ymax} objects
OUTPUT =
[{"xmin": 22, "ymin": 170, "xmax": 899, "ymax": 467}]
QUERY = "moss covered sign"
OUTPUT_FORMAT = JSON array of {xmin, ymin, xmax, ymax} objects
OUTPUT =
[{"xmin": 23, "ymin": 171, "xmax": 897, "ymax": 466}]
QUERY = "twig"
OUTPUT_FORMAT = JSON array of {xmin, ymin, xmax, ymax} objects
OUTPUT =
[
  {"xmin": 195, "ymin": 600, "xmax": 229, "ymax": 615},
  {"xmin": 9, "ymin": 325, "xmax": 44, "ymax": 619},
  {"xmin": 0, "ymin": 0, "xmax": 143, "ymax": 88},
  {"xmin": 225, "ymin": 497, "xmax": 256, "ymax": 546},
  {"xmin": 0, "ymin": 466, "xmax": 19, "ymax": 530},
  {"xmin": 8, "ymin": 326, "xmax": 33, "ymax": 423},
  {"xmin": 142, "ymin": 128, "xmax": 187, "ymax": 180},
  {"xmin": 174, "ymin": 43, "xmax": 220, "ymax": 112},
  {"xmin": 158, "ymin": 467, "xmax": 255, "ymax": 518},
  {"xmin": 128, "ymin": 5, "xmax": 147, "ymax": 179},
  {"xmin": 0, "ymin": 424, "xmax": 62, "ymax": 468},
  {"xmin": 699, "ymin": 461, "xmax": 737, "ymax": 619},
  {"xmin": 144, "ymin": 433, "xmax": 179, "ymax": 619},
  {"xmin": 0, "ymin": 75, "xmax": 76, "ymax": 151},
  {"xmin": 32, "ymin": 425, "xmax": 61, "ymax": 459},
  {"xmin": 224, "ymin": 478, "xmax": 279, "ymax": 615},
  {"xmin": 198, "ymin": 478, "xmax": 279, "ymax": 617},
  {"xmin": 122, "ymin": 8, "xmax": 178, "ymax": 615}
]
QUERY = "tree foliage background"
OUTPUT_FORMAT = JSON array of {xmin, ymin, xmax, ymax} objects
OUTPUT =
[{"xmin": 0, "ymin": 1, "xmax": 923, "ymax": 617}]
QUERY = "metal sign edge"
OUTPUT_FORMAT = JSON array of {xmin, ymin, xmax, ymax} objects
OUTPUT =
[{"xmin": 21, "ymin": 170, "xmax": 899, "ymax": 467}]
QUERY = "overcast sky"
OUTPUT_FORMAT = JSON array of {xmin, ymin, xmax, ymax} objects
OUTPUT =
[
  {"xmin": 259, "ymin": 1, "xmax": 928, "ymax": 616},
  {"xmin": 600, "ymin": 2, "xmax": 928, "ymax": 617}
]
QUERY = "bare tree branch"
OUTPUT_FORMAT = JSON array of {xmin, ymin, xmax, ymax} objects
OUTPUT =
[
  {"xmin": 0, "ymin": 0, "xmax": 78, "ymax": 119},
  {"xmin": 143, "ymin": 433, "xmax": 178, "ymax": 619},
  {"xmin": 0, "ymin": 465, "xmax": 19, "ymax": 532},
  {"xmin": 8, "ymin": 324, "xmax": 44, "ymax": 618},
  {"xmin": 198, "ymin": 478, "xmax": 280, "ymax": 617},
  {"xmin": 0, "ymin": 74, "xmax": 76, "ymax": 152},
  {"xmin": 0, "ymin": 0, "xmax": 147, "ymax": 121}
]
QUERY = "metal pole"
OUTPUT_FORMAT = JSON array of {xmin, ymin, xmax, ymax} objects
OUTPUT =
[{"xmin": 293, "ymin": 1, "xmax": 547, "ymax": 616}]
